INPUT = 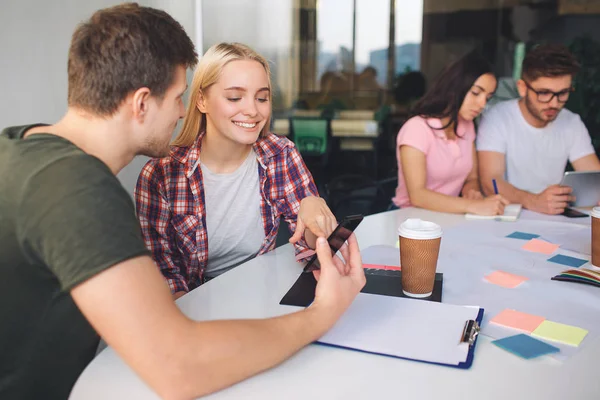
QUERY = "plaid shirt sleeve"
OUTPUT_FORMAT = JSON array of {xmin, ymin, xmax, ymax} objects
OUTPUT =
[
  {"xmin": 134, "ymin": 161, "xmax": 189, "ymax": 293},
  {"xmin": 279, "ymin": 144, "xmax": 320, "ymax": 261}
]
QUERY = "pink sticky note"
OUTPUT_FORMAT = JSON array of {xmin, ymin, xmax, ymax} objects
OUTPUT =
[
  {"xmin": 522, "ymin": 238, "xmax": 559, "ymax": 255},
  {"xmin": 363, "ymin": 264, "xmax": 401, "ymax": 271},
  {"xmin": 385, "ymin": 265, "xmax": 402, "ymax": 271},
  {"xmin": 490, "ymin": 309, "xmax": 546, "ymax": 333},
  {"xmin": 485, "ymin": 271, "xmax": 528, "ymax": 288}
]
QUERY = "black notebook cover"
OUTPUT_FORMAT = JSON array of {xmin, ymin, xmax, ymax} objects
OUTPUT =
[{"xmin": 280, "ymin": 271, "xmax": 443, "ymax": 307}]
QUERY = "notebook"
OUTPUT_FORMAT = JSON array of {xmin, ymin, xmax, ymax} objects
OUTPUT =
[
  {"xmin": 280, "ymin": 267, "xmax": 443, "ymax": 307},
  {"xmin": 466, "ymin": 204, "xmax": 522, "ymax": 221},
  {"xmin": 551, "ymin": 268, "xmax": 600, "ymax": 288}
]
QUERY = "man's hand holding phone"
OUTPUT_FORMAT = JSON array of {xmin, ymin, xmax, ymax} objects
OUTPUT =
[
  {"xmin": 308, "ymin": 234, "xmax": 366, "ymax": 328},
  {"xmin": 527, "ymin": 185, "xmax": 574, "ymax": 215}
]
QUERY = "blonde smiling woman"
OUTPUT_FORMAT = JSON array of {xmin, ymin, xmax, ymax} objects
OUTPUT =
[{"xmin": 135, "ymin": 42, "xmax": 337, "ymax": 298}]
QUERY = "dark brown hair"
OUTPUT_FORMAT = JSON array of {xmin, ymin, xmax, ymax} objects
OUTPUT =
[
  {"xmin": 67, "ymin": 3, "xmax": 198, "ymax": 116},
  {"xmin": 521, "ymin": 44, "xmax": 580, "ymax": 82},
  {"xmin": 410, "ymin": 51, "xmax": 495, "ymax": 137}
]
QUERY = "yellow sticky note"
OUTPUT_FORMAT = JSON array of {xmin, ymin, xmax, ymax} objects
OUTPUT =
[
  {"xmin": 395, "ymin": 239, "xmax": 399, "ymax": 248},
  {"xmin": 532, "ymin": 320, "xmax": 588, "ymax": 347}
]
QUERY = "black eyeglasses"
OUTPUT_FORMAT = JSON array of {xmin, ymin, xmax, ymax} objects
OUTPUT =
[{"xmin": 523, "ymin": 80, "xmax": 573, "ymax": 103}]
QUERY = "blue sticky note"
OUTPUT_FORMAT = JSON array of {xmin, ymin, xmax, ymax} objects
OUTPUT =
[
  {"xmin": 547, "ymin": 254, "xmax": 588, "ymax": 268},
  {"xmin": 492, "ymin": 334, "xmax": 560, "ymax": 359},
  {"xmin": 506, "ymin": 231, "xmax": 540, "ymax": 240}
]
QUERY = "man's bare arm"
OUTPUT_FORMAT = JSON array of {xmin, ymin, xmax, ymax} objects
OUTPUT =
[
  {"xmin": 478, "ymin": 150, "xmax": 573, "ymax": 214},
  {"xmin": 478, "ymin": 151, "xmax": 528, "ymax": 202},
  {"xmin": 71, "ymin": 238, "xmax": 364, "ymax": 400},
  {"xmin": 572, "ymin": 153, "xmax": 600, "ymax": 171}
]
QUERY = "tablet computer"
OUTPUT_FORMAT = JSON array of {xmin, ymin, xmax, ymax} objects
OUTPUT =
[{"xmin": 561, "ymin": 171, "xmax": 600, "ymax": 207}]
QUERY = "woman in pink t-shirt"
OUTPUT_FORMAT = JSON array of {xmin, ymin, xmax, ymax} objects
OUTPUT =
[{"xmin": 392, "ymin": 52, "xmax": 508, "ymax": 215}]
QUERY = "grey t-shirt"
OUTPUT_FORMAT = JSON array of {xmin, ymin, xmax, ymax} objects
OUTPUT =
[
  {"xmin": 201, "ymin": 149, "xmax": 266, "ymax": 277},
  {"xmin": 0, "ymin": 125, "xmax": 150, "ymax": 400}
]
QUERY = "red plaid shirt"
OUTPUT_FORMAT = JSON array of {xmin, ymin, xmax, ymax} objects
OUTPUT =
[{"xmin": 135, "ymin": 132, "xmax": 318, "ymax": 293}]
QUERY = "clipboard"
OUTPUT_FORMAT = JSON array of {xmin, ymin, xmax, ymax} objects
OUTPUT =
[{"xmin": 315, "ymin": 293, "xmax": 484, "ymax": 369}]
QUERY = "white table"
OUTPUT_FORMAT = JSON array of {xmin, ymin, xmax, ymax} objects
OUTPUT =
[{"xmin": 70, "ymin": 208, "xmax": 599, "ymax": 400}]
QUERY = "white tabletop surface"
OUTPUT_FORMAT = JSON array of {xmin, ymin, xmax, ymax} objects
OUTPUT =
[{"xmin": 70, "ymin": 208, "xmax": 599, "ymax": 400}]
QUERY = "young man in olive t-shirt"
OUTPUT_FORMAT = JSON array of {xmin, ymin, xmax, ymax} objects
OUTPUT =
[{"xmin": 0, "ymin": 4, "xmax": 365, "ymax": 400}]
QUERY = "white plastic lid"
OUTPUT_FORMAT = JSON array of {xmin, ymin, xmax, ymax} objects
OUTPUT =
[
  {"xmin": 398, "ymin": 218, "xmax": 443, "ymax": 240},
  {"xmin": 592, "ymin": 207, "xmax": 600, "ymax": 218}
]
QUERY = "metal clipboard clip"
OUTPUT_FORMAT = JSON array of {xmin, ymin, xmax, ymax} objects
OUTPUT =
[{"xmin": 460, "ymin": 319, "xmax": 480, "ymax": 346}]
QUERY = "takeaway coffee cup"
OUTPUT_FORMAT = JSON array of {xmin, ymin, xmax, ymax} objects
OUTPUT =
[
  {"xmin": 592, "ymin": 207, "xmax": 600, "ymax": 267},
  {"xmin": 398, "ymin": 218, "xmax": 442, "ymax": 298}
]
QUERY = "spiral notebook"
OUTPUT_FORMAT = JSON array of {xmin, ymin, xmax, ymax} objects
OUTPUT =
[{"xmin": 465, "ymin": 204, "xmax": 522, "ymax": 222}]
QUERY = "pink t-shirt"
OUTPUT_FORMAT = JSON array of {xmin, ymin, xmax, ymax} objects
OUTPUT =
[{"xmin": 392, "ymin": 116, "xmax": 476, "ymax": 208}]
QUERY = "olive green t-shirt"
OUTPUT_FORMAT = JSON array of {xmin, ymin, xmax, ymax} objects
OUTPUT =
[{"xmin": 0, "ymin": 125, "xmax": 150, "ymax": 400}]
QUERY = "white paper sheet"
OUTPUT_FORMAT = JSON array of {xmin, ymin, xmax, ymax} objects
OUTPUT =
[
  {"xmin": 318, "ymin": 293, "xmax": 480, "ymax": 366},
  {"xmin": 360, "ymin": 244, "xmax": 401, "ymax": 266},
  {"xmin": 540, "ymin": 227, "xmax": 591, "ymax": 255},
  {"xmin": 465, "ymin": 204, "xmax": 522, "ymax": 221}
]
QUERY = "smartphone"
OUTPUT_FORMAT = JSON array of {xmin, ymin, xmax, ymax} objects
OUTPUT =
[
  {"xmin": 562, "ymin": 207, "xmax": 589, "ymax": 218},
  {"xmin": 303, "ymin": 214, "xmax": 364, "ymax": 273}
]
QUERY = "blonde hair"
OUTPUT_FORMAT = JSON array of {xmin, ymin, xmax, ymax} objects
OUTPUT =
[{"xmin": 172, "ymin": 42, "xmax": 272, "ymax": 147}]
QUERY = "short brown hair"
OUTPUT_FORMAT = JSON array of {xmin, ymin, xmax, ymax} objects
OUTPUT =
[
  {"xmin": 67, "ymin": 3, "xmax": 198, "ymax": 116},
  {"xmin": 521, "ymin": 43, "xmax": 580, "ymax": 81}
]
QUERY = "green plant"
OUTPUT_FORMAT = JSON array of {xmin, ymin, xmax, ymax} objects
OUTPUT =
[{"xmin": 567, "ymin": 35, "xmax": 600, "ymax": 149}]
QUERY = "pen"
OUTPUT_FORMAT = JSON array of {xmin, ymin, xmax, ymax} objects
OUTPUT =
[{"xmin": 492, "ymin": 179, "xmax": 499, "ymax": 195}]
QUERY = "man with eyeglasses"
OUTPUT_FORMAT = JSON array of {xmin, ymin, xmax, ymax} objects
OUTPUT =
[{"xmin": 477, "ymin": 44, "xmax": 600, "ymax": 215}]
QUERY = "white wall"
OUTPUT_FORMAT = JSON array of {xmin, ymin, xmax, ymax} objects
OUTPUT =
[
  {"xmin": 0, "ymin": 0, "xmax": 197, "ymax": 196},
  {"xmin": 201, "ymin": 0, "xmax": 296, "ymax": 109}
]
